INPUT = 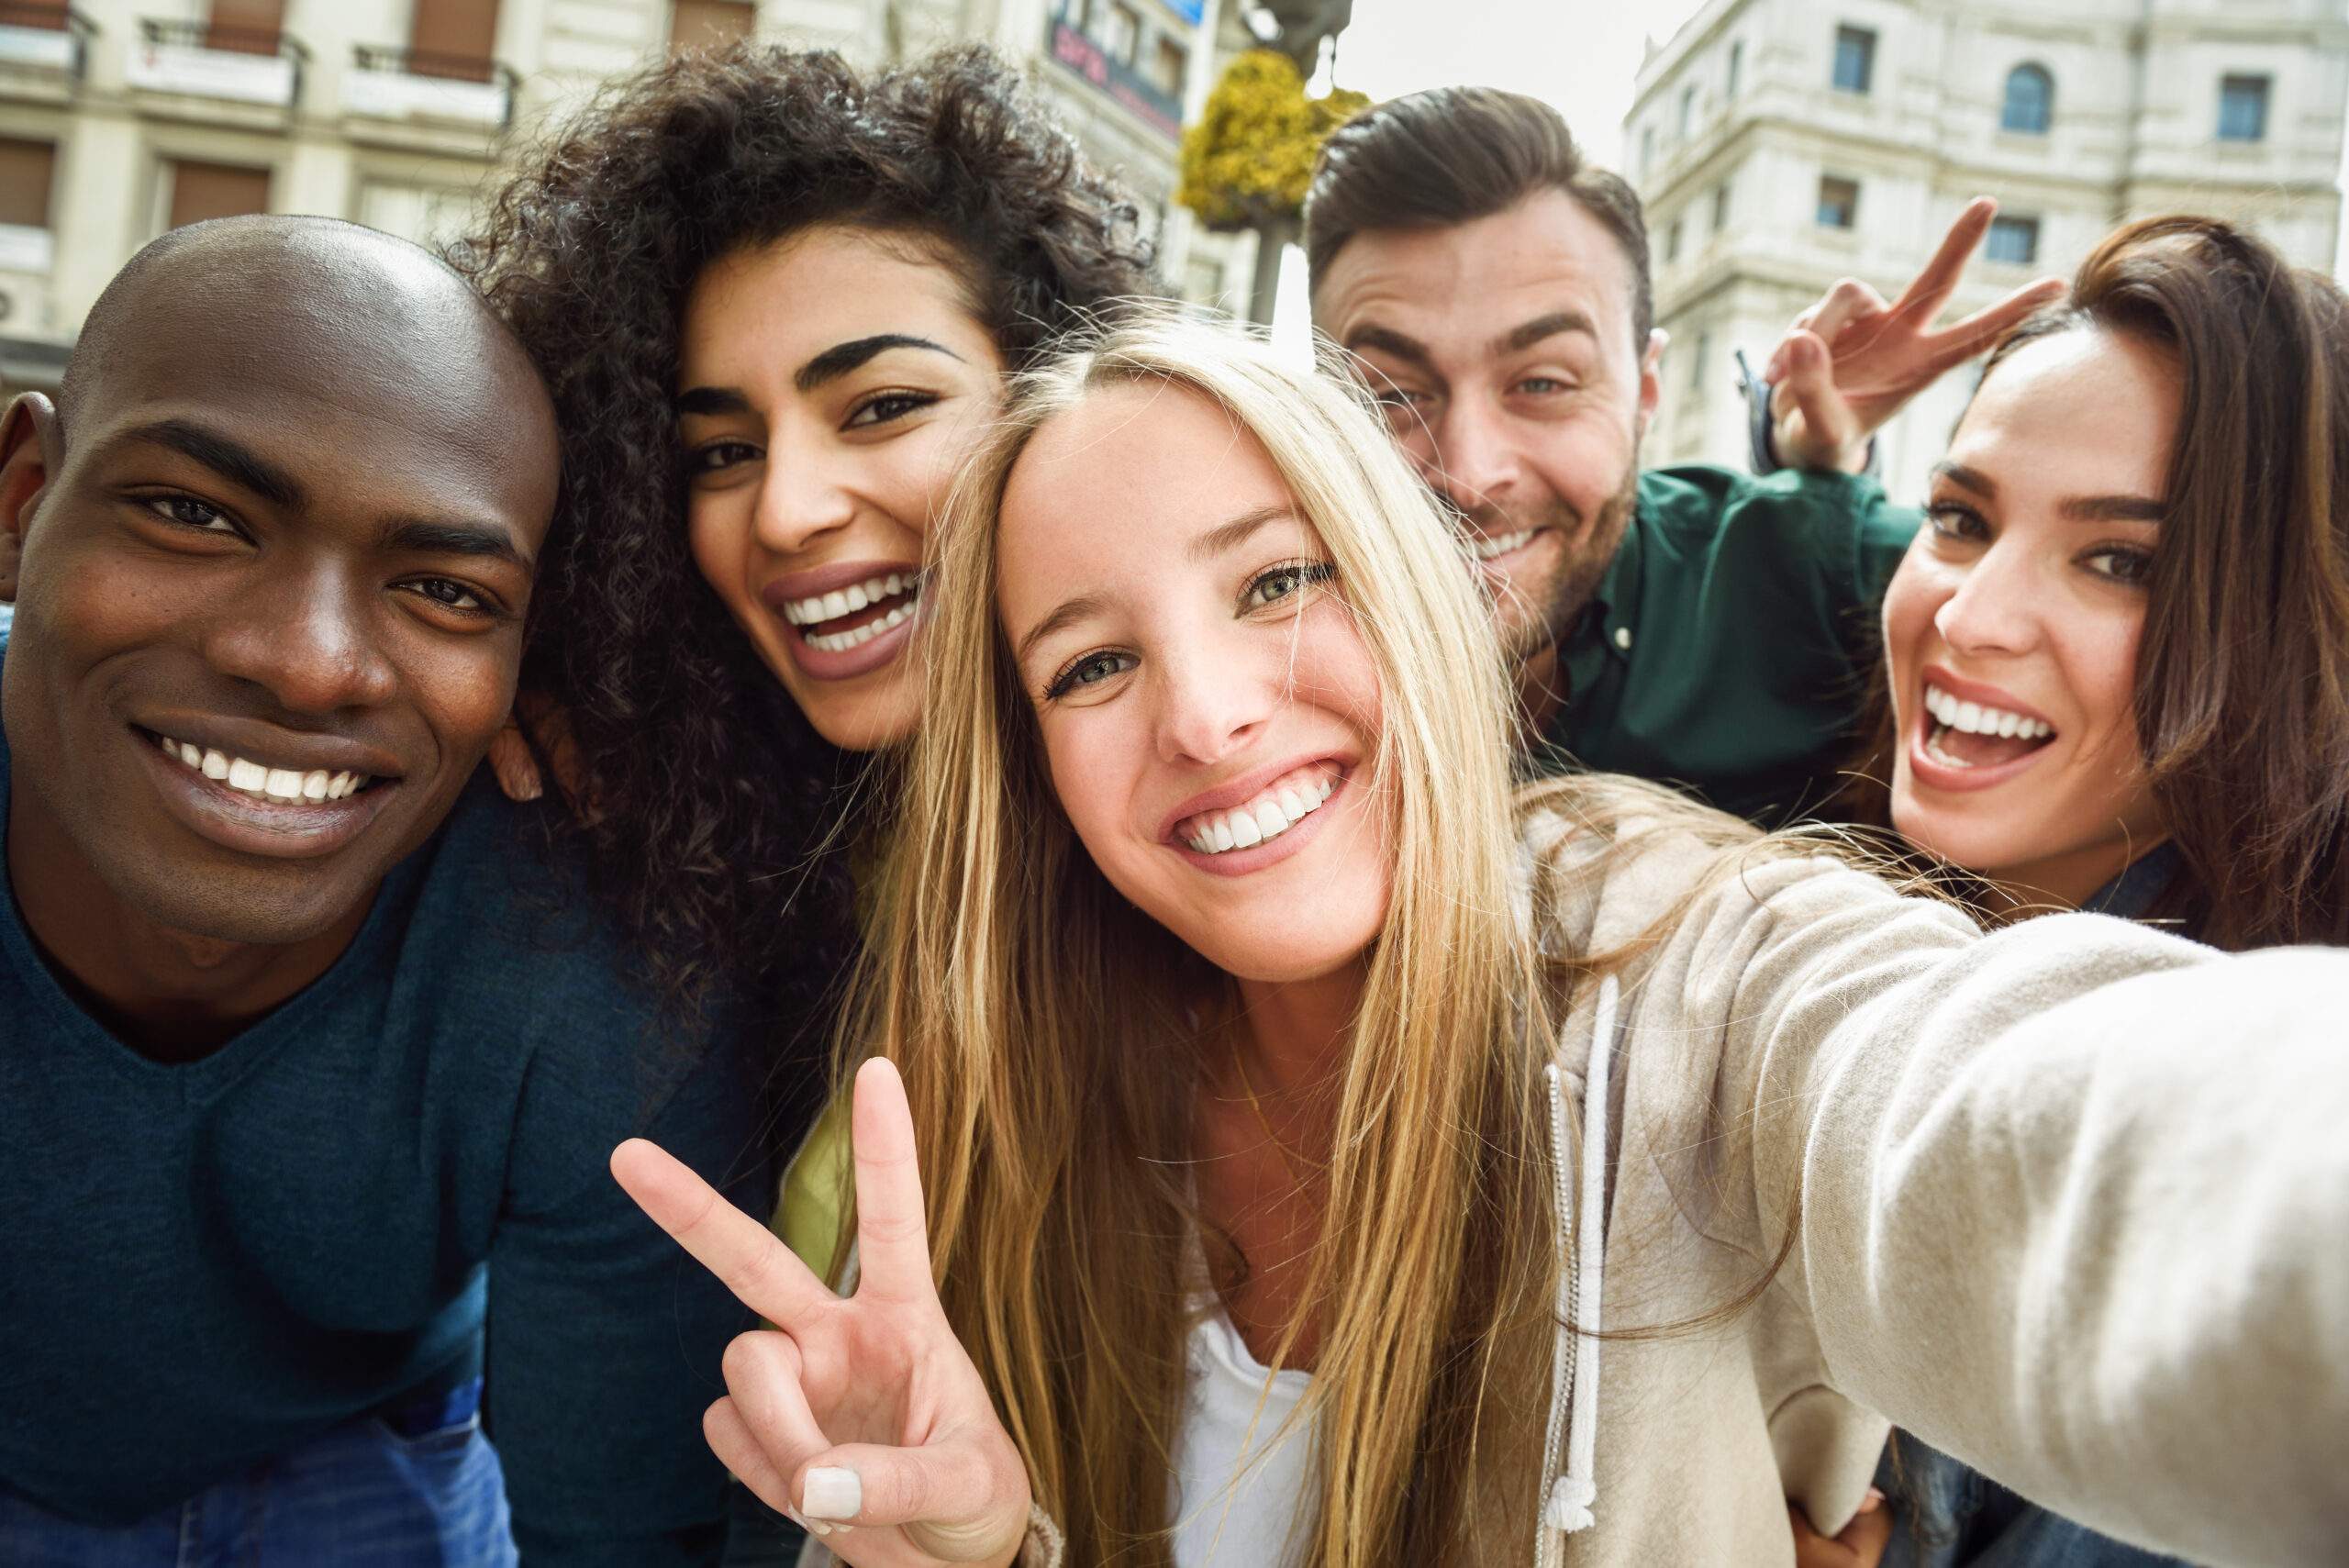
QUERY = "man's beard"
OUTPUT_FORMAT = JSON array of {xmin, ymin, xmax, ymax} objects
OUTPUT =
[{"xmin": 1453, "ymin": 462, "xmax": 1640, "ymax": 666}]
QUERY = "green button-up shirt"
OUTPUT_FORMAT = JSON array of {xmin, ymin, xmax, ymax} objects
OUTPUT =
[{"xmin": 1534, "ymin": 464, "xmax": 1919, "ymax": 825}]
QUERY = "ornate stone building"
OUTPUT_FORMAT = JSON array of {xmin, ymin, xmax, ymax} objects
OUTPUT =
[
  {"xmin": 0, "ymin": 0, "xmax": 1214, "ymax": 388},
  {"xmin": 1625, "ymin": 0, "xmax": 2349, "ymax": 504}
]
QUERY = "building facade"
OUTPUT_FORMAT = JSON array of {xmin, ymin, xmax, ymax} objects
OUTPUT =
[
  {"xmin": 1625, "ymin": 0, "xmax": 2349, "ymax": 506},
  {"xmin": 0, "ymin": 0, "xmax": 1214, "ymax": 390}
]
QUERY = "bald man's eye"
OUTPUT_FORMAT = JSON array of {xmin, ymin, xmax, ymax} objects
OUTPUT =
[
  {"xmin": 147, "ymin": 495, "xmax": 235, "ymax": 533},
  {"xmin": 401, "ymin": 577, "xmax": 494, "ymax": 617}
]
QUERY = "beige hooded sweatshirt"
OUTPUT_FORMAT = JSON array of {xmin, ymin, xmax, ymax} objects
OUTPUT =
[
  {"xmin": 1513, "ymin": 792, "xmax": 2349, "ymax": 1568},
  {"xmin": 795, "ymin": 784, "xmax": 2349, "ymax": 1568}
]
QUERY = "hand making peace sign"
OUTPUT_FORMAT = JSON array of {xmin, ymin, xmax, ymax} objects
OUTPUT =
[
  {"xmin": 1767, "ymin": 196, "xmax": 2067, "ymax": 473},
  {"xmin": 612, "ymin": 1059, "xmax": 1033, "ymax": 1568}
]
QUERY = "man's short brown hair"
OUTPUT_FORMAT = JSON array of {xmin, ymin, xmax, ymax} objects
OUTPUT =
[{"xmin": 1304, "ymin": 86, "xmax": 1653, "ymax": 347}]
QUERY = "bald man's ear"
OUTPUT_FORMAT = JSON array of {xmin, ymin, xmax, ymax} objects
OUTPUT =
[{"xmin": 0, "ymin": 392, "xmax": 57, "ymax": 604}]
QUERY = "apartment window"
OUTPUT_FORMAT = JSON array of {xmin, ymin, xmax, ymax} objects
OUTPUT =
[
  {"xmin": 0, "ymin": 139, "xmax": 55, "ymax": 230},
  {"xmin": 671, "ymin": 0, "xmax": 751, "ymax": 51},
  {"xmin": 1832, "ymin": 26, "xmax": 1875, "ymax": 94},
  {"xmin": 206, "ymin": 0, "xmax": 283, "ymax": 55},
  {"xmin": 1677, "ymin": 83, "xmax": 1697, "ymax": 140},
  {"xmin": 1726, "ymin": 39, "xmax": 1742, "ymax": 98},
  {"xmin": 1147, "ymin": 36, "xmax": 1187, "ymax": 97},
  {"xmin": 168, "ymin": 161, "xmax": 270, "ymax": 229},
  {"xmin": 1692, "ymin": 329, "xmax": 1712, "ymax": 392},
  {"xmin": 1985, "ymin": 214, "xmax": 2039, "ymax": 265},
  {"xmin": 1999, "ymin": 64, "xmax": 2053, "ymax": 135},
  {"xmin": 1817, "ymin": 174, "xmax": 1859, "ymax": 229},
  {"xmin": 1711, "ymin": 179, "xmax": 1731, "ymax": 231},
  {"xmin": 2218, "ymin": 75, "xmax": 2270, "ymax": 141},
  {"xmin": 413, "ymin": 0, "xmax": 502, "ymax": 79},
  {"xmin": 1096, "ymin": 2, "xmax": 1140, "ymax": 65},
  {"xmin": 1639, "ymin": 126, "xmax": 1654, "ymax": 179},
  {"xmin": 1665, "ymin": 217, "xmax": 1683, "ymax": 262}
]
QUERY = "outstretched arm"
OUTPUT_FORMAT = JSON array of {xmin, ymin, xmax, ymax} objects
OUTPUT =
[{"xmin": 1706, "ymin": 866, "xmax": 2349, "ymax": 1566}]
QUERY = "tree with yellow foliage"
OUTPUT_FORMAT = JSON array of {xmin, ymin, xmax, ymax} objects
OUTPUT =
[{"xmin": 1177, "ymin": 50, "xmax": 1369, "ymax": 322}]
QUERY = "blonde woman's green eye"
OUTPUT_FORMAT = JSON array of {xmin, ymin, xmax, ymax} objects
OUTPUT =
[
  {"xmin": 1243, "ymin": 560, "xmax": 1336, "ymax": 610},
  {"xmin": 1044, "ymin": 649, "xmax": 1138, "ymax": 700}
]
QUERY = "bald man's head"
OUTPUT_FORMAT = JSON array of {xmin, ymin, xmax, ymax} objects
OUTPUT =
[
  {"xmin": 0, "ymin": 214, "xmax": 562, "ymax": 950},
  {"xmin": 58, "ymin": 216, "xmax": 548, "ymax": 449}
]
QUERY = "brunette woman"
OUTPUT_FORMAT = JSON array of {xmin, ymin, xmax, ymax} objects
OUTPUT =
[
  {"xmin": 616, "ymin": 314, "xmax": 2349, "ymax": 1568},
  {"xmin": 1830, "ymin": 217, "xmax": 2349, "ymax": 1568},
  {"xmin": 1865, "ymin": 215, "xmax": 2349, "ymax": 947},
  {"xmin": 462, "ymin": 41, "xmax": 1152, "ymax": 1040}
]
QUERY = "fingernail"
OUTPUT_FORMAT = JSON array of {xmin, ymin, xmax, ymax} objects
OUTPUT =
[{"xmin": 803, "ymin": 1466, "xmax": 862, "ymax": 1521}]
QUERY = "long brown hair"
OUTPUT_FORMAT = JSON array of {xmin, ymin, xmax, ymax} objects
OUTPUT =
[{"xmin": 1853, "ymin": 217, "xmax": 2349, "ymax": 950}]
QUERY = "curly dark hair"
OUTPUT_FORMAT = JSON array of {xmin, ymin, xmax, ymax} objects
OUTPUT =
[{"xmin": 461, "ymin": 43, "xmax": 1156, "ymax": 1067}]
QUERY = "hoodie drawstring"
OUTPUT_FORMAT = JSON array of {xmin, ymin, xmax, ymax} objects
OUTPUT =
[{"xmin": 1542, "ymin": 973, "xmax": 1618, "ymax": 1540}]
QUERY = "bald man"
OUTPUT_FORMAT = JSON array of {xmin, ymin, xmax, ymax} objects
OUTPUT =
[{"xmin": 0, "ymin": 219, "xmax": 763, "ymax": 1566}]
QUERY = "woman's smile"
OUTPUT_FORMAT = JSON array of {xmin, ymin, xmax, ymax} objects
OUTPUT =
[
  {"xmin": 760, "ymin": 559, "xmax": 927, "ymax": 680},
  {"xmin": 1166, "ymin": 758, "xmax": 1349, "ymax": 871},
  {"xmin": 1907, "ymin": 665, "xmax": 2059, "ymax": 792}
]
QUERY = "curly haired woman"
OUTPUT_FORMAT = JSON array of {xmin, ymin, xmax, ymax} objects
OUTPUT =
[{"xmin": 462, "ymin": 39, "xmax": 1153, "ymax": 1055}]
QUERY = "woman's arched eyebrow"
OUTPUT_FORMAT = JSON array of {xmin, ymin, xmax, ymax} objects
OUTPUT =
[
  {"xmin": 795, "ymin": 334, "xmax": 963, "ymax": 393},
  {"xmin": 2059, "ymin": 495, "xmax": 2165, "ymax": 524}
]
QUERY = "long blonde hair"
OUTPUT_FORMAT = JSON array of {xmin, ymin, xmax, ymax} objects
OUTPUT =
[{"xmin": 855, "ymin": 314, "xmax": 1571, "ymax": 1565}]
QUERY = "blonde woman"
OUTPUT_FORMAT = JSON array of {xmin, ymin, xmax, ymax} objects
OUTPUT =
[{"xmin": 613, "ymin": 316, "xmax": 2349, "ymax": 1568}]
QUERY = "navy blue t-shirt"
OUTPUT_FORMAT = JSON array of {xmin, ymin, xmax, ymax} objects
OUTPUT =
[{"xmin": 0, "ymin": 618, "xmax": 770, "ymax": 1565}]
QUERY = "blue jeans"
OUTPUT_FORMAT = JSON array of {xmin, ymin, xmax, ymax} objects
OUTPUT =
[
  {"xmin": 0, "ymin": 1380, "xmax": 516, "ymax": 1567},
  {"xmin": 1878, "ymin": 1432, "xmax": 2190, "ymax": 1568}
]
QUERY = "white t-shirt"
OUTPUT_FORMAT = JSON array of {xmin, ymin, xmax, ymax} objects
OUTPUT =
[{"xmin": 1168, "ymin": 1304, "xmax": 1319, "ymax": 1568}]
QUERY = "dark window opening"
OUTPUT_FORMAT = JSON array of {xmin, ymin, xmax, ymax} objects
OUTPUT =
[{"xmin": 1832, "ymin": 25, "xmax": 1876, "ymax": 94}]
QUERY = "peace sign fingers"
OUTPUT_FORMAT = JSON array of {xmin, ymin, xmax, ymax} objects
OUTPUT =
[
  {"xmin": 846, "ymin": 1057, "xmax": 946, "ymax": 1308},
  {"xmin": 611, "ymin": 1136, "xmax": 839, "ymax": 1331}
]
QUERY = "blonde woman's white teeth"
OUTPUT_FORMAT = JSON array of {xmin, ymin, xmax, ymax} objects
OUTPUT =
[
  {"xmin": 1252, "ymin": 801, "xmax": 1289, "ymax": 839},
  {"xmin": 1229, "ymin": 813, "xmax": 1264, "ymax": 849},
  {"xmin": 844, "ymin": 584, "xmax": 869, "ymax": 612},
  {"xmin": 885, "ymin": 573, "xmax": 902, "ymax": 595},
  {"xmin": 1274, "ymin": 787, "xmax": 1306, "ymax": 819},
  {"xmin": 1208, "ymin": 818, "xmax": 1236, "ymax": 853}
]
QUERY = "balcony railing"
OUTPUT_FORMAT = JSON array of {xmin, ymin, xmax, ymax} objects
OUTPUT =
[
  {"xmin": 129, "ymin": 17, "xmax": 306, "ymax": 107},
  {"xmin": 0, "ymin": 4, "xmax": 93, "ymax": 78},
  {"xmin": 343, "ymin": 43, "xmax": 516, "ymax": 129}
]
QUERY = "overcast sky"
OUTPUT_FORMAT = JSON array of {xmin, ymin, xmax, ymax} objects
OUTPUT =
[
  {"xmin": 1332, "ymin": 0, "xmax": 1710, "ymax": 172},
  {"xmin": 1324, "ymin": 0, "xmax": 2349, "ymax": 276}
]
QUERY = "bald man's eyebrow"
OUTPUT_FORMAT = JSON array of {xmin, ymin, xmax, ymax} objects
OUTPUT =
[
  {"xmin": 383, "ymin": 518, "xmax": 531, "ymax": 573},
  {"xmin": 677, "ymin": 386, "xmax": 752, "ymax": 417},
  {"xmin": 119, "ymin": 419, "xmax": 303, "ymax": 509},
  {"xmin": 1342, "ymin": 325, "xmax": 1431, "ymax": 366},
  {"xmin": 1498, "ymin": 312, "xmax": 1598, "ymax": 355},
  {"xmin": 796, "ymin": 334, "xmax": 963, "ymax": 394}
]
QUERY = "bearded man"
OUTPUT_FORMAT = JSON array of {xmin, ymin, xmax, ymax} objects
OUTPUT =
[{"xmin": 1308, "ymin": 87, "xmax": 2058, "ymax": 823}]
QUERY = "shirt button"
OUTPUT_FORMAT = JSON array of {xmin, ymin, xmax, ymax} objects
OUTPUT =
[{"xmin": 1613, "ymin": 625, "xmax": 1633, "ymax": 651}]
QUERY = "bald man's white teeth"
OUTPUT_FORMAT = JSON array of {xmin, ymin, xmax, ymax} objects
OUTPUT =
[
  {"xmin": 153, "ymin": 733, "xmax": 370, "ymax": 803},
  {"xmin": 1468, "ymin": 528, "xmax": 1536, "ymax": 562},
  {"xmin": 1177, "ymin": 768, "xmax": 1338, "ymax": 856}
]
